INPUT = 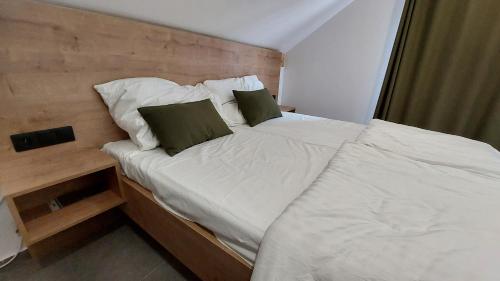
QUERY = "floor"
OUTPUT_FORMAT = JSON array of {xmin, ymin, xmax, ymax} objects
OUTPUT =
[{"xmin": 0, "ymin": 222, "xmax": 200, "ymax": 281}]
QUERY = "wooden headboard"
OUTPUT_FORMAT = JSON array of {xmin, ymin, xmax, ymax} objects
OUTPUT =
[{"xmin": 0, "ymin": 0, "xmax": 282, "ymax": 173}]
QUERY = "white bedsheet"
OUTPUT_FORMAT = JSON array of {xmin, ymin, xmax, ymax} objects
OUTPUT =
[
  {"xmin": 103, "ymin": 113, "xmax": 365, "ymax": 263},
  {"xmin": 252, "ymin": 143, "xmax": 500, "ymax": 281},
  {"xmin": 239, "ymin": 112, "xmax": 365, "ymax": 149}
]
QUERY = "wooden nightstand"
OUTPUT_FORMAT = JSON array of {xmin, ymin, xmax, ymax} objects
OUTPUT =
[
  {"xmin": 279, "ymin": 105, "xmax": 296, "ymax": 113},
  {"xmin": 2, "ymin": 149, "xmax": 125, "ymax": 255}
]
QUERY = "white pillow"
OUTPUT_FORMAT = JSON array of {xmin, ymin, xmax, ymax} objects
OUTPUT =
[
  {"xmin": 203, "ymin": 75, "xmax": 264, "ymax": 126},
  {"xmin": 95, "ymin": 77, "xmax": 224, "ymax": 150},
  {"xmin": 220, "ymin": 101, "xmax": 247, "ymax": 125},
  {"xmin": 96, "ymin": 77, "xmax": 179, "ymax": 107}
]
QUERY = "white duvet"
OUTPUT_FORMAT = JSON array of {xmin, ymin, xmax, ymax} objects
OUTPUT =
[
  {"xmin": 358, "ymin": 119, "xmax": 500, "ymax": 177},
  {"xmin": 252, "ymin": 121, "xmax": 500, "ymax": 281}
]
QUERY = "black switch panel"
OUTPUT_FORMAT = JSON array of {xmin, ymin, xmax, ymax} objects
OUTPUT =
[{"xmin": 10, "ymin": 126, "xmax": 75, "ymax": 152}]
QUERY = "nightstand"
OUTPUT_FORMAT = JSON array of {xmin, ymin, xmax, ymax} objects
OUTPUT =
[
  {"xmin": 2, "ymin": 149, "xmax": 125, "ymax": 255},
  {"xmin": 279, "ymin": 105, "xmax": 296, "ymax": 113}
]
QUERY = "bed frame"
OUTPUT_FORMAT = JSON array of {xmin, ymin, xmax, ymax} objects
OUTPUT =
[
  {"xmin": 0, "ymin": 1, "xmax": 282, "ymax": 280},
  {"xmin": 121, "ymin": 177, "xmax": 252, "ymax": 280}
]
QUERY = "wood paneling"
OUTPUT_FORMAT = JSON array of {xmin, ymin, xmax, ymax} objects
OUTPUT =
[{"xmin": 0, "ymin": 0, "xmax": 282, "ymax": 178}]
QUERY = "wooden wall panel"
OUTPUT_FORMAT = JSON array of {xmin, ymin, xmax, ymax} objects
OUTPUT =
[{"xmin": 0, "ymin": 0, "xmax": 282, "ymax": 176}]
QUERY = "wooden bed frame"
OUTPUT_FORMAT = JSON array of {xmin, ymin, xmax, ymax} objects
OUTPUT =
[
  {"xmin": 121, "ymin": 177, "xmax": 252, "ymax": 280},
  {"xmin": 0, "ymin": 1, "xmax": 282, "ymax": 280}
]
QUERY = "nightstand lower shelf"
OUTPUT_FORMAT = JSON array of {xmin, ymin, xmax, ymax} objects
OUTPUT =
[{"xmin": 24, "ymin": 190, "xmax": 125, "ymax": 245}]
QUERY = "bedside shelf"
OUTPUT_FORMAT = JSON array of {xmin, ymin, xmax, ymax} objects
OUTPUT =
[
  {"xmin": 24, "ymin": 190, "xmax": 125, "ymax": 245},
  {"xmin": 3, "ymin": 149, "xmax": 125, "ymax": 255},
  {"xmin": 2, "ymin": 149, "xmax": 118, "ymax": 198}
]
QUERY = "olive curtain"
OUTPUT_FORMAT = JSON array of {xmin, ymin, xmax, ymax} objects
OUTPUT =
[{"xmin": 375, "ymin": 0, "xmax": 500, "ymax": 149}]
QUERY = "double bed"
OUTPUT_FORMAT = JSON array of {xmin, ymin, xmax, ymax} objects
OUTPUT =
[
  {"xmin": 102, "ymin": 112, "xmax": 365, "ymax": 264},
  {"xmin": 102, "ymin": 111, "xmax": 500, "ymax": 281}
]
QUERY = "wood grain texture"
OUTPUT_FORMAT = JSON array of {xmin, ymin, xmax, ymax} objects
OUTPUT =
[
  {"xmin": 0, "ymin": 0, "xmax": 282, "ymax": 176},
  {"xmin": 1, "ymin": 149, "xmax": 117, "ymax": 197},
  {"xmin": 14, "ymin": 171, "xmax": 105, "ymax": 213},
  {"xmin": 3, "ymin": 148, "xmax": 125, "ymax": 250},
  {"xmin": 121, "ymin": 177, "xmax": 252, "ymax": 281},
  {"xmin": 279, "ymin": 105, "xmax": 296, "ymax": 113},
  {"xmin": 24, "ymin": 190, "xmax": 124, "ymax": 245},
  {"xmin": 28, "ymin": 209, "xmax": 125, "ymax": 261}
]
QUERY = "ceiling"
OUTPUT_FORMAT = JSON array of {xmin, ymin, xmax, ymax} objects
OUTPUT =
[{"xmin": 42, "ymin": 0, "xmax": 354, "ymax": 52}]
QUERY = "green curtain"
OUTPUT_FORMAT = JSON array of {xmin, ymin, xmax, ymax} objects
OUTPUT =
[{"xmin": 375, "ymin": 0, "xmax": 500, "ymax": 149}]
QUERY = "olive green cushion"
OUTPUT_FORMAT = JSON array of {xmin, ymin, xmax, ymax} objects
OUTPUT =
[
  {"xmin": 138, "ymin": 99, "xmax": 233, "ymax": 156},
  {"xmin": 233, "ymin": 88, "xmax": 282, "ymax": 127}
]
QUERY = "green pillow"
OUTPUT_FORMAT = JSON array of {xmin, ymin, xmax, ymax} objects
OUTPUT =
[
  {"xmin": 233, "ymin": 88, "xmax": 282, "ymax": 127},
  {"xmin": 138, "ymin": 99, "xmax": 233, "ymax": 156}
]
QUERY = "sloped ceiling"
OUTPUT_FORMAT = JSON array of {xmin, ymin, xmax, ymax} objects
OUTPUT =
[{"xmin": 42, "ymin": 0, "xmax": 354, "ymax": 52}]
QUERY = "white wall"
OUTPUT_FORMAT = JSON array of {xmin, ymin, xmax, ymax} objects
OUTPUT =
[
  {"xmin": 42, "ymin": 0, "xmax": 352, "ymax": 52},
  {"xmin": 281, "ymin": 0, "xmax": 405, "ymax": 123},
  {"xmin": 0, "ymin": 199, "xmax": 22, "ymax": 262}
]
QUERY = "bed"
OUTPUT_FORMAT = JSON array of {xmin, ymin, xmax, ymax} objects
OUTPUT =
[
  {"xmin": 102, "ymin": 112, "xmax": 365, "ymax": 264},
  {"xmin": 103, "ymin": 114, "xmax": 500, "ymax": 281}
]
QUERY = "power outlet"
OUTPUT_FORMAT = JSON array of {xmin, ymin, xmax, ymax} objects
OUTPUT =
[
  {"xmin": 48, "ymin": 199, "xmax": 62, "ymax": 212},
  {"xmin": 10, "ymin": 126, "xmax": 75, "ymax": 152}
]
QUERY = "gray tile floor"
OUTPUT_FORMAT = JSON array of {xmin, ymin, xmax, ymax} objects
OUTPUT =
[{"xmin": 0, "ymin": 223, "xmax": 200, "ymax": 281}]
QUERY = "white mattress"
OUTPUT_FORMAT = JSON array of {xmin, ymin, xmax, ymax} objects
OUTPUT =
[{"xmin": 102, "ymin": 113, "xmax": 365, "ymax": 263}]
